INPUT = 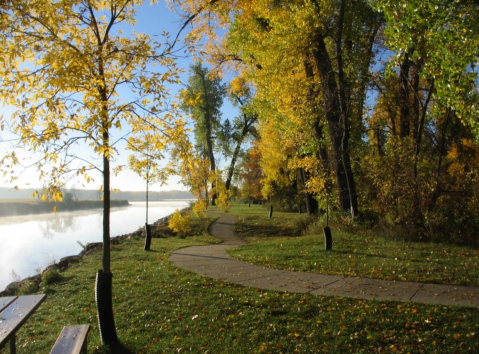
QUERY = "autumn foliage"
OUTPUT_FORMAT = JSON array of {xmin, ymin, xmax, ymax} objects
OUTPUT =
[{"xmin": 169, "ymin": 0, "xmax": 479, "ymax": 246}]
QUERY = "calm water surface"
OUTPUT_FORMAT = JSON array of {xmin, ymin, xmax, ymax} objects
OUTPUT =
[{"xmin": 0, "ymin": 200, "xmax": 189, "ymax": 290}]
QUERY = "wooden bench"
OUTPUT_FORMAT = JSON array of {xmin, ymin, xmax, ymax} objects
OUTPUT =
[
  {"xmin": 50, "ymin": 324, "xmax": 90, "ymax": 354},
  {"xmin": 0, "ymin": 294, "xmax": 47, "ymax": 354},
  {"xmin": 0, "ymin": 297, "xmax": 17, "ymax": 312}
]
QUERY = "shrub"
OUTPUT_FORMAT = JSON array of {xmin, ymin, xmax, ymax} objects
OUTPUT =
[
  {"xmin": 42, "ymin": 269, "xmax": 63, "ymax": 285},
  {"xmin": 18, "ymin": 280, "xmax": 40, "ymax": 295},
  {"xmin": 168, "ymin": 209, "xmax": 191, "ymax": 237},
  {"xmin": 192, "ymin": 199, "xmax": 207, "ymax": 218},
  {"xmin": 216, "ymin": 190, "xmax": 232, "ymax": 212},
  {"xmin": 292, "ymin": 215, "xmax": 317, "ymax": 236}
]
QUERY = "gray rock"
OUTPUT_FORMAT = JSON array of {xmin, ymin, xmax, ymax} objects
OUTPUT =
[
  {"xmin": 85, "ymin": 242, "xmax": 103, "ymax": 253},
  {"xmin": 42, "ymin": 263, "xmax": 60, "ymax": 275},
  {"xmin": 58, "ymin": 255, "xmax": 82, "ymax": 270}
]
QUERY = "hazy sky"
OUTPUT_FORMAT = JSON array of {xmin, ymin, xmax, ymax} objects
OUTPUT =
[{"xmin": 0, "ymin": 1, "xmax": 237, "ymax": 193}]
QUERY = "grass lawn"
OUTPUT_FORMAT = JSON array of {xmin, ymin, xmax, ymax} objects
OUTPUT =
[
  {"xmin": 1, "ymin": 207, "xmax": 478, "ymax": 353},
  {"xmin": 227, "ymin": 203, "xmax": 479, "ymax": 287}
]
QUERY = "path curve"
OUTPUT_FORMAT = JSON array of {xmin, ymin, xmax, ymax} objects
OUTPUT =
[{"xmin": 169, "ymin": 215, "xmax": 479, "ymax": 308}]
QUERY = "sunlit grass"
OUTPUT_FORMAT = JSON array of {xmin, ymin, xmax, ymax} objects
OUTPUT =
[
  {"xmin": 1, "ymin": 207, "xmax": 477, "ymax": 353},
  {"xmin": 227, "ymin": 203, "xmax": 479, "ymax": 286}
]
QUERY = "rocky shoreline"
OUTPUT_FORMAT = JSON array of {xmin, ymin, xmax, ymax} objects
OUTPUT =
[{"xmin": 0, "ymin": 209, "xmax": 186, "ymax": 296}]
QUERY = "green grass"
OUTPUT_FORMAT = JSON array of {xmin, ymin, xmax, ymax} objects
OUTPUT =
[
  {"xmin": 227, "ymin": 204, "xmax": 479, "ymax": 286},
  {"xmin": 1, "ymin": 208, "xmax": 478, "ymax": 353}
]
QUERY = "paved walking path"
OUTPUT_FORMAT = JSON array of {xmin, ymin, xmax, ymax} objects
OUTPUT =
[{"xmin": 170, "ymin": 214, "xmax": 479, "ymax": 308}]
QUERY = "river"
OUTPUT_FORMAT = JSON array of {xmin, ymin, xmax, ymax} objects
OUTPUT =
[{"xmin": 0, "ymin": 200, "xmax": 189, "ymax": 290}]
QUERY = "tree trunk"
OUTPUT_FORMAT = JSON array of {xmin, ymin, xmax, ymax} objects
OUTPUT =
[
  {"xmin": 146, "ymin": 171, "xmax": 149, "ymax": 225},
  {"xmin": 300, "ymin": 168, "xmax": 318, "ymax": 215},
  {"xmin": 97, "ymin": 126, "xmax": 117, "ymax": 344},
  {"xmin": 225, "ymin": 138, "xmax": 242, "ymax": 190},
  {"xmin": 144, "ymin": 170, "xmax": 151, "ymax": 251},
  {"xmin": 226, "ymin": 114, "xmax": 255, "ymax": 190},
  {"xmin": 205, "ymin": 125, "xmax": 217, "ymax": 205},
  {"xmin": 399, "ymin": 53, "xmax": 411, "ymax": 138},
  {"xmin": 312, "ymin": 34, "xmax": 358, "ymax": 216},
  {"xmin": 200, "ymin": 74, "xmax": 217, "ymax": 205},
  {"xmin": 102, "ymin": 132, "xmax": 111, "ymax": 276}
]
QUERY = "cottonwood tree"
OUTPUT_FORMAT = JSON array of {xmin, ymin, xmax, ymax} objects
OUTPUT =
[
  {"xmin": 0, "ymin": 0, "xmax": 182, "ymax": 345},
  {"xmin": 180, "ymin": 62, "xmax": 226, "ymax": 204}
]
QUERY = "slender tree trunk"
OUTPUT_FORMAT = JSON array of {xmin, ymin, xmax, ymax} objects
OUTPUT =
[
  {"xmin": 102, "ymin": 139, "xmax": 111, "ymax": 274},
  {"xmin": 96, "ymin": 47, "xmax": 117, "ymax": 341},
  {"xmin": 225, "ymin": 142, "xmax": 241, "ymax": 190},
  {"xmin": 204, "ymin": 180, "xmax": 209, "ymax": 207},
  {"xmin": 96, "ymin": 124, "xmax": 117, "ymax": 345},
  {"xmin": 300, "ymin": 168, "xmax": 318, "ymax": 215},
  {"xmin": 429, "ymin": 108, "xmax": 451, "ymax": 212},
  {"xmin": 205, "ymin": 119, "xmax": 217, "ymax": 205},
  {"xmin": 413, "ymin": 81, "xmax": 434, "ymax": 177},
  {"xmin": 146, "ymin": 175, "xmax": 149, "ymax": 224}
]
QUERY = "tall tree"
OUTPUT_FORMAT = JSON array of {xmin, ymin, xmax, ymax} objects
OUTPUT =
[
  {"xmin": 0, "ymin": 0, "xmax": 182, "ymax": 345},
  {"xmin": 180, "ymin": 62, "xmax": 226, "ymax": 204}
]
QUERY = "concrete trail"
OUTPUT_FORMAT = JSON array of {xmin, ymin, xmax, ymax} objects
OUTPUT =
[{"xmin": 169, "ymin": 214, "xmax": 479, "ymax": 308}]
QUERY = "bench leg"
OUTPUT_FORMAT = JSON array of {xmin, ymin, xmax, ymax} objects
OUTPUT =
[
  {"xmin": 81, "ymin": 336, "xmax": 88, "ymax": 354},
  {"xmin": 10, "ymin": 334, "xmax": 16, "ymax": 354}
]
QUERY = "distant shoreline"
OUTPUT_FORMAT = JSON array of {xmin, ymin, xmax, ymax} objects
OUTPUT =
[{"xmin": 0, "ymin": 199, "xmax": 130, "ymax": 217}]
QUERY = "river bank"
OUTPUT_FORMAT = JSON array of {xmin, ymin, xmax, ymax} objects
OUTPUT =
[
  {"xmin": 0, "ymin": 206, "xmax": 189, "ymax": 296},
  {"xmin": 0, "ymin": 199, "xmax": 129, "ymax": 217},
  {"xmin": 0, "ymin": 200, "xmax": 190, "ymax": 291}
]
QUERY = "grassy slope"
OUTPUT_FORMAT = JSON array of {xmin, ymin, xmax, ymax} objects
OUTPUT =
[
  {"xmin": 228, "ymin": 204, "xmax": 479, "ymax": 286},
  {"xmin": 0, "ymin": 208, "xmax": 477, "ymax": 354}
]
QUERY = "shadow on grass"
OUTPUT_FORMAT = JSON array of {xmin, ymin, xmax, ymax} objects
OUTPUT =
[
  {"xmin": 99, "ymin": 341, "xmax": 135, "ymax": 354},
  {"xmin": 234, "ymin": 224, "xmax": 301, "ymax": 238}
]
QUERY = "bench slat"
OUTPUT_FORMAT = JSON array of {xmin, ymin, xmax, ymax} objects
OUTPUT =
[
  {"xmin": 50, "ymin": 325, "xmax": 90, "ymax": 354},
  {"xmin": 0, "ymin": 294, "xmax": 47, "ymax": 350},
  {"xmin": 0, "ymin": 297, "xmax": 17, "ymax": 312}
]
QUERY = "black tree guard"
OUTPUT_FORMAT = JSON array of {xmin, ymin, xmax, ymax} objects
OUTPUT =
[
  {"xmin": 95, "ymin": 270, "xmax": 118, "ymax": 344},
  {"xmin": 323, "ymin": 179, "xmax": 333, "ymax": 251},
  {"xmin": 144, "ymin": 223, "xmax": 152, "ymax": 251},
  {"xmin": 324, "ymin": 226, "xmax": 333, "ymax": 251}
]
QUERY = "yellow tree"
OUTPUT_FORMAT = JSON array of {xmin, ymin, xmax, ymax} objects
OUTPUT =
[
  {"xmin": 171, "ymin": 136, "xmax": 211, "ymax": 207},
  {"xmin": 0, "ymin": 0, "xmax": 181, "ymax": 345},
  {"xmin": 238, "ymin": 144, "xmax": 262, "ymax": 206},
  {"xmin": 127, "ymin": 122, "xmax": 184, "ymax": 249}
]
